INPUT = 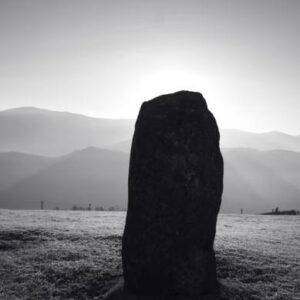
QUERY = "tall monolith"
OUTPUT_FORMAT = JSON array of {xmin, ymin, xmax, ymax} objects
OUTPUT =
[{"xmin": 122, "ymin": 91, "xmax": 223, "ymax": 298}]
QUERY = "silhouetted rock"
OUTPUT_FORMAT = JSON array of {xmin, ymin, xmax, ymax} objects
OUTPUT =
[{"xmin": 120, "ymin": 91, "xmax": 224, "ymax": 299}]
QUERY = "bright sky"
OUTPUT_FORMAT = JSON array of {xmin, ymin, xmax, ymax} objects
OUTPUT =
[{"xmin": 0, "ymin": 0, "xmax": 299, "ymax": 134}]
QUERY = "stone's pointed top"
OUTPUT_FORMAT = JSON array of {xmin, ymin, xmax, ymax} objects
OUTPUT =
[
  {"xmin": 139, "ymin": 91, "xmax": 208, "ymax": 121},
  {"xmin": 145, "ymin": 90, "xmax": 207, "ymax": 108}
]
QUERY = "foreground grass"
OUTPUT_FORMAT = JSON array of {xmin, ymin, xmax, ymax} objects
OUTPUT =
[
  {"xmin": 0, "ymin": 229, "xmax": 122, "ymax": 300},
  {"xmin": 0, "ymin": 211, "xmax": 299, "ymax": 300}
]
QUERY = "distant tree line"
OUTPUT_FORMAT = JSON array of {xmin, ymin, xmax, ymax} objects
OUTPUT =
[
  {"xmin": 71, "ymin": 204, "xmax": 126, "ymax": 211},
  {"xmin": 261, "ymin": 207, "xmax": 299, "ymax": 215},
  {"xmin": 39, "ymin": 201, "xmax": 126, "ymax": 211}
]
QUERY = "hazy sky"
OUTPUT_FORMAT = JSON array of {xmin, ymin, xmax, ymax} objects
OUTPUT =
[{"xmin": 0, "ymin": 0, "xmax": 299, "ymax": 134}]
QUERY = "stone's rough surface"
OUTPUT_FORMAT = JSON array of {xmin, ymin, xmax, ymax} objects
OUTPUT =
[{"xmin": 122, "ymin": 91, "xmax": 224, "ymax": 297}]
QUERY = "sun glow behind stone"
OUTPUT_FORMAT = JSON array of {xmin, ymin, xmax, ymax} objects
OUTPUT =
[
  {"xmin": 136, "ymin": 69, "xmax": 210, "ymax": 99},
  {"xmin": 129, "ymin": 68, "xmax": 232, "ymax": 130}
]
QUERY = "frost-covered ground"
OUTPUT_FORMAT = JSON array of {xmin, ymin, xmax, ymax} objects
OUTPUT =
[{"xmin": 0, "ymin": 210, "xmax": 299, "ymax": 300}]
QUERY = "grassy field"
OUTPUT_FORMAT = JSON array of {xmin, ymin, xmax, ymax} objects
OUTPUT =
[{"xmin": 0, "ymin": 210, "xmax": 299, "ymax": 300}]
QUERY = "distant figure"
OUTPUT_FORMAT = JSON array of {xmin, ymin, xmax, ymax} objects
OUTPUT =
[
  {"xmin": 41, "ymin": 200, "xmax": 44, "ymax": 210},
  {"xmin": 105, "ymin": 91, "xmax": 223, "ymax": 299},
  {"xmin": 88, "ymin": 203, "xmax": 92, "ymax": 211},
  {"xmin": 241, "ymin": 208, "xmax": 243, "ymax": 214}
]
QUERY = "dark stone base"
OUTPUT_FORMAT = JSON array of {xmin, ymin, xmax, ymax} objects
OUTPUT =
[{"xmin": 104, "ymin": 279, "xmax": 226, "ymax": 300}]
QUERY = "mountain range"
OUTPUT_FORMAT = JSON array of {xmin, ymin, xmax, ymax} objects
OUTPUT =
[
  {"xmin": 1, "ymin": 107, "xmax": 300, "ymax": 156},
  {"xmin": 0, "ymin": 107, "xmax": 134, "ymax": 156},
  {"xmin": 0, "ymin": 107, "xmax": 299, "ymax": 213}
]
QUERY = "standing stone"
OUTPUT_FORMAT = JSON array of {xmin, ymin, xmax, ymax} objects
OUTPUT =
[{"xmin": 122, "ymin": 91, "xmax": 223, "ymax": 298}]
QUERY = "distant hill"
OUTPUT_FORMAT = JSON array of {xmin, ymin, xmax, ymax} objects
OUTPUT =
[
  {"xmin": 111, "ymin": 130, "xmax": 300, "ymax": 153},
  {"xmin": 0, "ymin": 148, "xmax": 299, "ymax": 213},
  {"xmin": 222, "ymin": 148, "xmax": 300, "ymax": 213},
  {"xmin": 221, "ymin": 129, "xmax": 300, "ymax": 152},
  {"xmin": 111, "ymin": 139, "xmax": 133, "ymax": 153},
  {"xmin": 0, "ymin": 152, "xmax": 56, "ymax": 191},
  {"xmin": 1, "ymin": 107, "xmax": 300, "ymax": 156},
  {"xmin": 0, "ymin": 148, "xmax": 128, "ymax": 210},
  {"xmin": 0, "ymin": 107, "xmax": 135, "ymax": 156}
]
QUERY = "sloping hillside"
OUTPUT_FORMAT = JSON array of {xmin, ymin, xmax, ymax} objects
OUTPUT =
[
  {"xmin": 0, "ymin": 148, "xmax": 128, "ymax": 210},
  {"xmin": 0, "ymin": 148, "xmax": 299, "ymax": 213},
  {"xmin": 0, "ymin": 107, "xmax": 134, "ymax": 156},
  {"xmin": 0, "ymin": 152, "xmax": 56, "ymax": 191},
  {"xmin": 221, "ymin": 129, "xmax": 300, "ymax": 152},
  {"xmin": 222, "ymin": 149, "xmax": 300, "ymax": 213}
]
